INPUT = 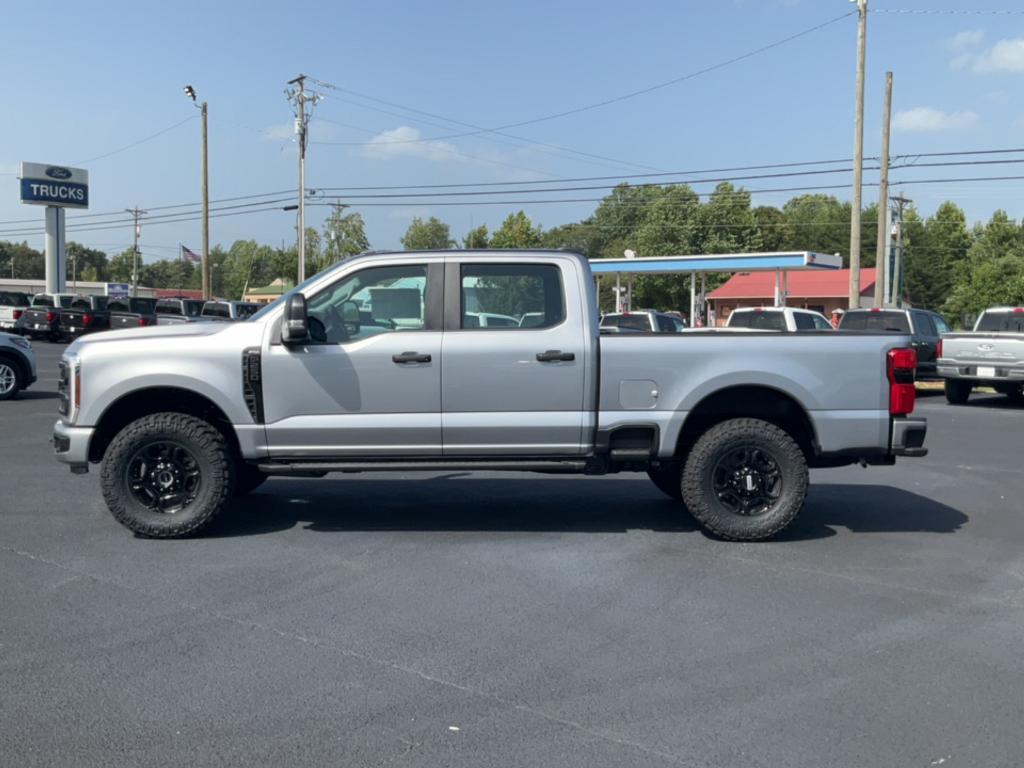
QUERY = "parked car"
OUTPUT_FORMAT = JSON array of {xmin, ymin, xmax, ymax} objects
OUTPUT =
[
  {"xmin": 938, "ymin": 306, "xmax": 1024, "ymax": 404},
  {"xmin": 155, "ymin": 297, "xmax": 206, "ymax": 325},
  {"xmin": 0, "ymin": 291, "xmax": 31, "ymax": 333},
  {"xmin": 22, "ymin": 293, "xmax": 80, "ymax": 341},
  {"xmin": 59, "ymin": 295, "xmax": 110, "ymax": 341},
  {"xmin": 727, "ymin": 307, "xmax": 834, "ymax": 332},
  {"xmin": 201, "ymin": 300, "xmax": 260, "ymax": 322},
  {"xmin": 54, "ymin": 249, "xmax": 927, "ymax": 541},
  {"xmin": 108, "ymin": 297, "xmax": 158, "ymax": 331},
  {"xmin": 839, "ymin": 308, "xmax": 950, "ymax": 380},
  {"xmin": 600, "ymin": 310, "xmax": 687, "ymax": 333},
  {"xmin": 0, "ymin": 332, "xmax": 36, "ymax": 400}
]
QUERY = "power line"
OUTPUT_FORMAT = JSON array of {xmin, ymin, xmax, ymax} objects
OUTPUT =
[
  {"xmin": 73, "ymin": 115, "xmax": 197, "ymax": 165},
  {"xmin": 872, "ymin": 8, "xmax": 1024, "ymax": 15},
  {"xmin": 309, "ymin": 10, "xmax": 855, "ymax": 143}
]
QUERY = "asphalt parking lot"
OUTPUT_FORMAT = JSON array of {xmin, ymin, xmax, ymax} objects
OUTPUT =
[{"xmin": 2, "ymin": 341, "xmax": 1023, "ymax": 767}]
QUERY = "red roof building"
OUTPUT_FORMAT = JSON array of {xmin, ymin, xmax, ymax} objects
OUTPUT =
[
  {"xmin": 154, "ymin": 288, "xmax": 205, "ymax": 300},
  {"xmin": 707, "ymin": 268, "xmax": 876, "ymax": 326}
]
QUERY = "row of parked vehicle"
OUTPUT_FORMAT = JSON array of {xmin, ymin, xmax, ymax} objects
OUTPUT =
[{"xmin": 0, "ymin": 291, "xmax": 258, "ymax": 343}]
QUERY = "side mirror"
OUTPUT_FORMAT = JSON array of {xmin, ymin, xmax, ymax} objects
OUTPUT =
[{"xmin": 281, "ymin": 293, "xmax": 309, "ymax": 344}]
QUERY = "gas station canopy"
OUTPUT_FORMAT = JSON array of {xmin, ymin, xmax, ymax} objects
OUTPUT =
[{"xmin": 588, "ymin": 251, "xmax": 842, "ymax": 275}]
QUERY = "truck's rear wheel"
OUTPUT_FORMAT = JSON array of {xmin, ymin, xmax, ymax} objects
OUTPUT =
[
  {"xmin": 681, "ymin": 418, "xmax": 808, "ymax": 541},
  {"xmin": 944, "ymin": 379, "xmax": 972, "ymax": 405},
  {"xmin": 995, "ymin": 383, "xmax": 1024, "ymax": 403},
  {"xmin": 100, "ymin": 412, "xmax": 234, "ymax": 538},
  {"xmin": 647, "ymin": 464, "xmax": 682, "ymax": 499}
]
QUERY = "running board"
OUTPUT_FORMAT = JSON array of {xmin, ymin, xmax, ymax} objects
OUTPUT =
[{"xmin": 256, "ymin": 459, "xmax": 590, "ymax": 475}]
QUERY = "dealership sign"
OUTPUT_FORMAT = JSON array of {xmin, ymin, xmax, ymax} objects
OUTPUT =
[{"xmin": 19, "ymin": 162, "xmax": 89, "ymax": 208}]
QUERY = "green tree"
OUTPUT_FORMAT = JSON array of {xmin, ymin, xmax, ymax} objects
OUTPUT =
[
  {"xmin": 65, "ymin": 243, "xmax": 110, "ymax": 283},
  {"xmin": 753, "ymin": 206, "xmax": 787, "ymax": 251},
  {"xmin": 541, "ymin": 222, "xmax": 590, "ymax": 253},
  {"xmin": 108, "ymin": 248, "xmax": 136, "ymax": 284},
  {"xmin": 401, "ymin": 216, "xmax": 454, "ymax": 250},
  {"xmin": 779, "ymin": 194, "xmax": 851, "ymax": 261},
  {"xmin": 321, "ymin": 208, "xmax": 370, "ymax": 267},
  {"xmin": 463, "ymin": 224, "xmax": 490, "ymax": 249},
  {"xmin": 490, "ymin": 211, "xmax": 543, "ymax": 248},
  {"xmin": 0, "ymin": 241, "xmax": 44, "ymax": 279}
]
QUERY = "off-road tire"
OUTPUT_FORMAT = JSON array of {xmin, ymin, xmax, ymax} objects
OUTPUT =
[
  {"xmin": 681, "ymin": 418, "xmax": 808, "ymax": 541},
  {"xmin": 0, "ymin": 358, "xmax": 23, "ymax": 401},
  {"xmin": 100, "ymin": 412, "xmax": 234, "ymax": 538},
  {"xmin": 944, "ymin": 379, "xmax": 972, "ymax": 405},
  {"xmin": 647, "ymin": 464, "xmax": 682, "ymax": 500},
  {"xmin": 234, "ymin": 463, "xmax": 268, "ymax": 496}
]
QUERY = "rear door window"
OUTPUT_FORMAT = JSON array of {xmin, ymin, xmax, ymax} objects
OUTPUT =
[
  {"xmin": 33, "ymin": 295, "xmax": 54, "ymax": 307},
  {"xmin": 460, "ymin": 264, "xmax": 565, "ymax": 330},
  {"xmin": 156, "ymin": 301, "xmax": 183, "ymax": 316},
  {"xmin": 203, "ymin": 302, "xmax": 231, "ymax": 318},
  {"xmin": 812, "ymin": 314, "xmax": 833, "ymax": 330},
  {"xmin": 912, "ymin": 311, "xmax": 937, "ymax": 337}
]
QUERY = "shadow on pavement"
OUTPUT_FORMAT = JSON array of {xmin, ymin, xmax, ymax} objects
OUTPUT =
[
  {"xmin": 206, "ymin": 477, "xmax": 967, "ymax": 542},
  {"xmin": 954, "ymin": 395, "xmax": 1024, "ymax": 411},
  {"xmin": 17, "ymin": 390, "xmax": 60, "ymax": 401}
]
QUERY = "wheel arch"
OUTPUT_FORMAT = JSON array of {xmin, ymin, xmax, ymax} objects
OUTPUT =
[
  {"xmin": 88, "ymin": 386, "xmax": 241, "ymax": 463},
  {"xmin": 674, "ymin": 384, "xmax": 818, "ymax": 463}
]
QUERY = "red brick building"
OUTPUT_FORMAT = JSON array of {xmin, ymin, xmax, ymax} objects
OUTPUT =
[{"xmin": 707, "ymin": 268, "xmax": 877, "ymax": 326}]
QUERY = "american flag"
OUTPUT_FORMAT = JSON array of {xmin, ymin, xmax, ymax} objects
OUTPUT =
[{"xmin": 180, "ymin": 245, "xmax": 202, "ymax": 263}]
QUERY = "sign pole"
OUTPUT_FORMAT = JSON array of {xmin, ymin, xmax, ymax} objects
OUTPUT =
[{"xmin": 44, "ymin": 206, "xmax": 66, "ymax": 294}]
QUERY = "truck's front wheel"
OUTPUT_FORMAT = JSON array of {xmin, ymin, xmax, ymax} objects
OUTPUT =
[
  {"xmin": 100, "ymin": 413, "xmax": 234, "ymax": 538},
  {"xmin": 681, "ymin": 418, "xmax": 808, "ymax": 541}
]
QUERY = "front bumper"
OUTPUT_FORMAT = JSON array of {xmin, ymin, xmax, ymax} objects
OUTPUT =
[
  {"xmin": 891, "ymin": 416, "xmax": 927, "ymax": 457},
  {"xmin": 53, "ymin": 420, "xmax": 94, "ymax": 473}
]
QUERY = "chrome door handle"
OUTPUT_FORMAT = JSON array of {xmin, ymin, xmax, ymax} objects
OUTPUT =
[{"xmin": 392, "ymin": 351, "xmax": 432, "ymax": 364}]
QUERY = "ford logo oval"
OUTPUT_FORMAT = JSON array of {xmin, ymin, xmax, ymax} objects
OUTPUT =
[
  {"xmin": 978, "ymin": 343, "xmax": 995, "ymax": 352},
  {"xmin": 45, "ymin": 166, "xmax": 72, "ymax": 180}
]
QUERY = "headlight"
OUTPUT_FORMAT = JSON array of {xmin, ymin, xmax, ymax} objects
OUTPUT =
[{"xmin": 11, "ymin": 336, "xmax": 31, "ymax": 350}]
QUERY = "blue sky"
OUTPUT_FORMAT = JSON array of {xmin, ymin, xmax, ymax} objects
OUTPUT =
[{"xmin": 2, "ymin": 0, "xmax": 1024, "ymax": 266}]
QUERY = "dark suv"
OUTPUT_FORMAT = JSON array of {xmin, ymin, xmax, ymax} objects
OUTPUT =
[{"xmin": 839, "ymin": 308, "xmax": 951, "ymax": 380}]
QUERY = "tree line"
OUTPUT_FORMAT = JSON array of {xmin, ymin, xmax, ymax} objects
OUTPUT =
[{"xmin": 1, "ymin": 182, "xmax": 1020, "ymax": 325}]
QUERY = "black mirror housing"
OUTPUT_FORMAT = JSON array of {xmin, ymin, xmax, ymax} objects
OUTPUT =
[{"xmin": 281, "ymin": 293, "xmax": 309, "ymax": 344}]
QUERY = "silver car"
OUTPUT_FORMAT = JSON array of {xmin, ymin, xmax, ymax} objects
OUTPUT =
[{"xmin": 0, "ymin": 332, "xmax": 37, "ymax": 400}]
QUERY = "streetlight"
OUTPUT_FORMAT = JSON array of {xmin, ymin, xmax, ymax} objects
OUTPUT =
[{"xmin": 184, "ymin": 84, "xmax": 210, "ymax": 300}]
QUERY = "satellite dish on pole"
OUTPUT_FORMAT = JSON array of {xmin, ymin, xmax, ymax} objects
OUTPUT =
[{"xmin": 624, "ymin": 249, "xmax": 636, "ymax": 259}]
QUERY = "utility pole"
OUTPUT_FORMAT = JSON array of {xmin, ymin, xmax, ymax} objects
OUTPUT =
[
  {"xmin": 286, "ymin": 75, "xmax": 321, "ymax": 284},
  {"xmin": 874, "ymin": 71, "xmax": 893, "ymax": 308},
  {"xmin": 184, "ymin": 86, "xmax": 211, "ymax": 300},
  {"xmin": 890, "ymin": 193, "xmax": 911, "ymax": 307},
  {"xmin": 849, "ymin": 0, "xmax": 869, "ymax": 309},
  {"xmin": 126, "ymin": 207, "xmax": 147, "ymax": 297}
]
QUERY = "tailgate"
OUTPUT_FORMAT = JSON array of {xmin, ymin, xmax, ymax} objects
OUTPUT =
[
  {"xmin": 941, "ymin": 333, "xmax": 1024, "ymax": 377},
  {"xmin": 110, "ymin": 313, "xmax": 141, "ymax": 329}
]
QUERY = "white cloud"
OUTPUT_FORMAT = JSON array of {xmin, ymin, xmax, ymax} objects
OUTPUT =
[
  {"xmin": 893, "ymin": 107, "xmax": 978, "ymax": 133},
  {"xmin": 972, "ymin": 38, "xmax": 1024, "ymax": 73},
  {"xmin": 948, "ymin": 29, "xmax": 983, "ymax": 51},
  {"xmin": 360, "ymin": 126, "xmax": 464, "ymax": 163},
  {"xmin": 952, "ymin": 37, "xmax": 1024, "ymax": 73}
]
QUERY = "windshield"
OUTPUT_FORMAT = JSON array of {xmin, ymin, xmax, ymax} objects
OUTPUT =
[
  {"xmin": 839, "ymin": 311, "xmax": 911, "ymax": 333},
  {"xmin": 976, "ymin": 311, "xmax": 1024, "ymax": 333}
]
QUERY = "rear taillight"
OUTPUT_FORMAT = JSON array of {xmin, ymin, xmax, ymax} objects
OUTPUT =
[
  {"xmin": 12, "ymin": 309, "xmax": 22, "ymax": 320},
  {"xmin": 83, "ymin": 313, "xmax": 93, "ymax": 325},
  {"xmin": 936, "ymin": 339, "xmax": 943, "ymax": 360},
  {"xmin": 138, "ymin": 317, "xmax": 147, "ymax": 326},
  {"xmin": 46, "ymin": 311, "xmax": 56, "ymax": 323},
  {"xmin": 887, "ymin": 348, "xmax": 917, "ymax": 416}
]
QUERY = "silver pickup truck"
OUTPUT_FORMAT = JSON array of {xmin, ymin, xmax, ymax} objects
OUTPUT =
[
  {"xmin": 53, "ymin": 250, "xmax": 927, "ymax": 541},
  {"xmin": 939, "ymin": 307, "xmax": 1024, "ymax": 404}
]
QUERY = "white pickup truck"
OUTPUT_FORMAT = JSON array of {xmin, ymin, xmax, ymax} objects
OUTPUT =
[
  {"xmin": 54, "ymin": 250, "xmax": 927, "ymax": 541},
  {"xmin": 939, "ymin": 307, "xmax": 1024, "ymax": 404}
]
